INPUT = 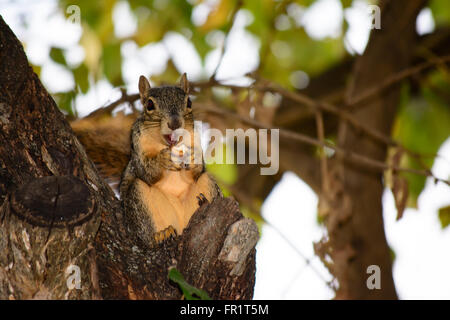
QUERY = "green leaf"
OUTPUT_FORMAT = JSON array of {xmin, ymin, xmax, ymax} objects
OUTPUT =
[
  {"xmin": 191, "ymin": 32, "xmax": 212, "ymax": 61},
  {"xmin": 393, "ymin": 80, "xmax": 450, "ymax": 207},
  {"xmin": 102, "ymin": 42, "xmax": 123, "ymax": 86},
  {"xmin": 168, "ymin": 268, "xmax": 211, "ymax": 300},
  {"xmin": 297, "ymin": 0, "xmax": 318, "ymax": 6},
  {"xmin": 72, "ymin": 63, "xmax": 90, "ymax": 94},
  {"xmin": 206, "ymin": 143, "xmax": 238, "ymax": 192},
  {"xmin": 50, "ymin": 47, "xmax": 67, "ymax": 66},
  {"xmin": 341, "ymin": 0, "xmax": 353, "ymax": 8},
  {"xmin": 389, "ymin": 247, "xmax": 396, "ymax": 263},
  {"xmin": 429, "ymin": 0, "xmax": 450, "ymax": 26},
  {"xmin": 245, "ymin": 0, "xmax": 274, "ymax": 42},
  {"xmin": 53, "ymin": 91, "xmax": 76, "ymax": 116},
  {"xmin": 134, "ymin": 16, "xmax": 165, "ymax": 46},
  {"xmin": 132, "ymin": 0, "xmax": 194, "ymax": 46},
  {"xmin": 438, "ymin": 206, "xmax": 450, "ymax": 229},
  {"xmin": 31, "ymin": 63, "xmax": 41, "ymax": 76}
]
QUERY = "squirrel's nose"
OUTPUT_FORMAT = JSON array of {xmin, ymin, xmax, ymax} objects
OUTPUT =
[{"xmin": 168, "ymin": 117, "xmax": 182, "ymax": 130}]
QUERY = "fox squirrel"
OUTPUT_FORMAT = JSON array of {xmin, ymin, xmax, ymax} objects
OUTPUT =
[{"xmin": 74, "ymin": 74, "xmax": 220, "ymax": 247}]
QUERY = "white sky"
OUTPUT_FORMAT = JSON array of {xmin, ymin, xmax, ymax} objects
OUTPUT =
[{"xmin": 2, "ymin": 0, "xmax": 449, "ymax": 299}]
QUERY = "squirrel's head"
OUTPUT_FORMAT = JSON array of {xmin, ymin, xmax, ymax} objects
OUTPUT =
[{"xmin": 138, "ymin": 74, "xmax": 193, "ymax": 146}]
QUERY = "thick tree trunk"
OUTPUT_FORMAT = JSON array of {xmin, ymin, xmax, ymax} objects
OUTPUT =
[
  {"xmin": 0, "ymin": 16, "xmax": 258, "ymax": 300},
  {"xmin": 315, "ymin": 0, "xmax": 427, "ymax": 299}
]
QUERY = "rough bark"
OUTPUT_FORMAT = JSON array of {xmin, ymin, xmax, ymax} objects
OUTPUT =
[
  {"xmin": 0, "ymin": 16, "xmax": 258, "ymax": 300},
  {"xmin": 315, "ymin": 0, "xmax": 428, "ymax": 299}
]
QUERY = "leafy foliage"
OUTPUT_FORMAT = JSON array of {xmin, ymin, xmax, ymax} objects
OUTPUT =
[{"xmin": 393, "ymin": 75, "xmax": 450, "ymax": 208}]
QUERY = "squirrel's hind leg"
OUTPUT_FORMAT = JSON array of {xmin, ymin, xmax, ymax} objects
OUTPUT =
[
  {"xmin": 123, "ymin": 179, "xmax": 181, "ymax": 247},
  {"xmin": 181, "ymin": 173, "xmax": 216, "ymax": 229}
]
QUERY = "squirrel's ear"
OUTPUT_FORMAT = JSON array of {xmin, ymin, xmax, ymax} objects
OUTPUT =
[
  {"xmin": 138, "ymin": 76, "xmax": 151, "ymax": 104},
  {"xmin": 179, "ymin": 73, "xmax": 189, "ymax": 94}
]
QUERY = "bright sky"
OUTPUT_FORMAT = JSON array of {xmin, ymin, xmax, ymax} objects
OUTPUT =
[{"xmin": 2, "ymin": 0, "xmax": 449, "ymax": 299}]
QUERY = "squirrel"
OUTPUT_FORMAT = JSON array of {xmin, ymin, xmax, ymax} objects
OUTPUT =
[{"xmin": 116, "ymin": 74, "xmax": 220, "ymax": 247}]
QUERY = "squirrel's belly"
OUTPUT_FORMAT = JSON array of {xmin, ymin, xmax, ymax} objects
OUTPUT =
[
  {"xmin": 136, "ymin": 179, "xmax": 183, "ymax": 233},
  {"xmin": 138, "ymin": 172, "xmax": 212, "ymax": 235},
  {"xmin": 146, "ymin": 170, "xmax": 198, "ymax": 234}
]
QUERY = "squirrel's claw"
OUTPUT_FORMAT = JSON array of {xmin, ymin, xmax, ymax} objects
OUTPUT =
[
  {"xmin": 197, "ymin": 193, "xmax": 208, "ymax": 206},
  {"xmin": 153, "ymin": 225, "xmax": 177, "ymax": 245}
]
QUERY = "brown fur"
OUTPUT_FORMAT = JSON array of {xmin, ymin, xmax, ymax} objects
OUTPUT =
[
  {"xmin": 137, "ymin": 171, "xmax": 213, "ymax": 235},
  {"xmin": 133, "ymin": 121, "xmax": 214, "ymax": 235},
  {"xmin": 138, "ymin": 126, "xmax": 166, "ymax": 158},
  {"xmin": 72, "ymin": 113, "xmax": 135, "ymax": 185},
  {"xmin": 119, "ymin": 75, "xmax": 220, "ymax": 247}
]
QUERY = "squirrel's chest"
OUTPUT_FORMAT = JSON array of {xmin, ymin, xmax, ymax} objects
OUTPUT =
[{"xmin": 155, "ymin": 170, "xmax": 194, "ymax": 199}]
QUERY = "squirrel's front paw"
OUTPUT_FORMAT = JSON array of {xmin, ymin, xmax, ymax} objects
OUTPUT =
[
  {"xmin": 153, "ymin": 225, "xmax": 177, "ymax": 245},
  {"xmin": 159, "ymin": 148, "xmax": 183, "ymax": 171}
]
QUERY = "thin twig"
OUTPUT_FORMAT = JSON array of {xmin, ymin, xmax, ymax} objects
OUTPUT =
[
  {"xmin": 196, "ymin": 77, "xmax": 401, "ymax": 150},
  {"xmin": 262, "ymin": 79, "xmax": 407, "ymax": 149},
  {"xmin": 86, "ymin": 89, "xmax": 139, "ymax": 119},
  {"xmin": 197, "ymin": 103, "xmax": 450, "ymax": 186},
  {"xmin": 266, "ymin": 222, "xmax": 333, "ymax": 289},
  {"xmin": 347, "ymin": 54, "xmax": 450, "ymax": 108},
  {"xmin": 194, "ymin": 75, "xmax": 440, "ymax": 161},
  {"xmin": 314, "ymin": 109, "xmax": 329, "ymax": 194}
]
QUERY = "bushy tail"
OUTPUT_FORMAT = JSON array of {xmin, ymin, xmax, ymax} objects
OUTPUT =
[{"xmin": 71, "ymin": 113, "xmax": 136, "ymax": 189}]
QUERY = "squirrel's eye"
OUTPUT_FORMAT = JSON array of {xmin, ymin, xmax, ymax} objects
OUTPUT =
[
  {"xmin": 187, "ymin": 98, "xmax": 192, "ymax": 109},
  {"xmin": 146, "ymin": 99, "xmax": 155, "ymax": 112}
]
